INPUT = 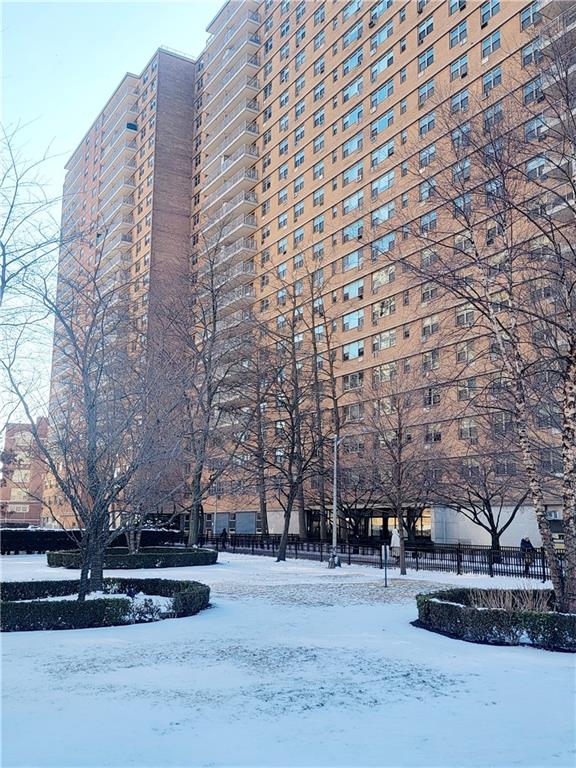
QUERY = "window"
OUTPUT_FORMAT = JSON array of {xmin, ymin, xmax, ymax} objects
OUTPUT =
[
  {"xmin": 343, "ymin": 20, "xmax": 363, "ymax": 48},
  {"xmin": 523, "ymin": 77, "xmax": 543, "ymax": 105},
  {"xmin": 484, "ymin": 100, "xmax": 503, "ymax": 130},
  {"xmin": 314, "ymin": 3, "xmax": 325, "ymax": 25},
  {"xmin": 343, "ymin": 0, "xmax": 362, "ymax": 20},
  {"xmin": 343, "ymin": 160, "xmax": 364, "ymax": 185},
  {"xmin": 314, "ymin": 83, "xmax": 325, "ymax": 102},
  {"xmin": 419, "ymin": 143, "xmax": 436, "ymax": 168},
  {"xmin": 371, "ymin": 0, "xmax": 393, "ymax": 22},
  {"xmin": 371, "ymin": 169, "xmax": 395, "ymax": 198},
  {"xmin": 343, "ymin": 104, "xmax": 363, "ymax": 129},
  {"xmin": 456, "ymin": 303, "xmax": 475, "ymax": 327},
  {"xmin": 314, "ymin": 30, "xmax": 326, "ymax": 50},
  {"xmin": 343, "ymin": 76, "xmax": 363, "ymax": 103},
  {"xmin": 372, "ymin": 265, "xmax": 395, "ymax": 289},
  {"xmin": 279, "ymin": 163, "xmax": 288, "ymax": 181},
  {"xmin": 280, "ymin": 20, "xmax": 290, "ymax": 37},
  {"xmin": 371, "ymin": 20, "xmax": 394, "ymax": 52},
  {"xmin": 313, "ymin": 134, "xmax": 325, "ymax": 153},
  {"xmin": 343, "ymin": 47, "xmax": 364, "ymax": 76},
  {"xmin": 417, "ymin": 15, "xmax": 434, "ymax": 44},
  {"xmin": 343, "ymin": 403, "xmax": 364, "ymax": 423},
  {"xmin": 279, "ymin": 138, "xmax": 289, "ymax": 156},
  {"xmin": 482, "ymin": 30, "xmax": 500, "ymax": 58},
  {"xmin": 449, "ymin": 20, "xmax": 467, "ymax": 47},
  {"xmin": 372, "ymin": 201, "xmax": 395, "ymax": 225},
  {"xmin": 520, "ymin": 1, "xmax": 541, "ymax": 30},
  {"xmin": 481, "ymin": 0, "xmax": 499, "ymax": 25},
  {"xmin": 423, "ymin": 387, "xmax": 440, "ymax": 407},
  {"xmin": 343, "ymin": 131, "xmax": 364, "ymax": 158},
  {"xmin": 314, "ymin": 56, "xmax": 325, "ymax": 77},
  {"xmin": 293, "ymin": 202, "xmax": 305, "ymax": 221},
  {"xmin": 294, "ymin": 125, "xmax": 305, "ymax": 145},
  {"xmin": 458, "ymin": 377, "xmax": 477, "ymax": 402},
  {"xmin": 419, "ymin": 111, "xmax": 436, "ymax": 137},
  {"xmin": 418, "ymin": 46, "xmax": 434, "ymax": 72},
  {"xmin": 314, "ymin": 108, "xmax": 325, "ymax": 128},
  {"xmin": 295, "ymin": 51, "xmax": 306, "ymax": 70},
  {"xmin": 371, "ymin": 78, "xmax": 394, "ymax": 109},
  {"xmin": 459, "ymin": 418, "xmax": 478, "ymax": 441},
  {"xmin": 370, "ymin": 109, "xmax": 394, "ymax": 139},
  {"xmin": 522, "ymin": 40, "xmax": 542, "ymax": 67},
  {"xmin": 277, "ymin": 261, "xmax": 288, "ymax": 279},
  {"xmin": 294, "ymin": 150, "xmax": 305, "ymax": 168},
  {"xmin": 371, "ymin": 234, "xmax": 395, "ymax": 258},
  {"xmin": 451, "ymin": 89, "xmax": 469, "ymax": 113},
  {"xmin": 452, "ymin": 123, "xmax": 470, "ymax": 148},
  {"xmin": 313, "ymin": 215, "xmax": 325, "ymax": 233},
  {"xmin": 374, "ymin": 362, "xmax": 397, "ymax": 384},
  {"xmin": 296, "ymin": 24, "xmax": 306, "ymax": 45},
  {"xmin": 483, "ymin": 66, "xmax": 502, "ymax": 96},
  {"xmin": 343, "ymin": 278, "xmax": 364, "ymax": 300},
  {"xmin": 280, "ymin": 43, "xmax": 290, "ymax": 60},
  {"xmin": 371, "ymin": 49, "xmax": 394, "ymax": 82},
  {"xmin": 342, "ymin": 341, "xmax": 364, "ymax": 362},
  {"xmin": 450, "ymin": 54, "xmax": 468, "ymax": 81},
  {"xmin": 422, "ymin": 348, "xmax": 440, "ymax": 371},
  {"xmin": 343, "ymin": 218, "xmax": 364, "ymax": 242},
  {"xmin": 343, "ymin": 371, "xmax": 364, "ymax": 391},
  {"xmin": 373, "ymin": 296, "xmax": 395, "ymax": 318},
  {"xmin": 313, "ymin": 161, "xmax": 324, "ymax": 180},
  {"xmin": 421, "ymin": 280, "xmax": 438, "ymax": 302},
  {"xmin": 343, "ymin": 248, "xmax": 363, "ymax": 271},
  {"xmin": 294, "ymin": 174, "xmax": 304, "ymax": 193},
  {"xmin": 372, "ymin": 329, "xmax": 396, "ymax": 351},
  {"xmin": 343, "ymin": 190, "xmax": 364, "ymax": 214},
  {"xmin": 419, "ymin": 178, "xmax": 436, "ymax": 201},
  {"xmin": 422, "ymin": 314, "xmax": 439, "ymax": 338},
  {"xmin": 456, "ymin": 340, "xmax": 475, "ymax": 363},
  {"xmin": 342, "ymin": 308, "xmax": 364, "ymax": 331},
  {"xmin": 371, "ymin": 138, "xmax": 394, "ymax": 167},
  {"xmin": 418, "ymin": 78, "xmax": 435, "ymax": 106}
]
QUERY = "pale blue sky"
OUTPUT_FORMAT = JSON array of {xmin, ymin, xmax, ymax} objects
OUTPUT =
[{"xmin": 2, "ymin": 1, "xmax": 221, "ymax": 203}]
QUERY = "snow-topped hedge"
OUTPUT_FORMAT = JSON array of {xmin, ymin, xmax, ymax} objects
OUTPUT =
[
  {"xmin": 46, "ymin": 547, "xmax": 218, "ymax": 569},
  {"xmin": 0, "ymin": 577, "xmax": 210, "ymax": 632},
  {"xmin": 416, "ymin": 589, "xmax": 576, "ymax": 652},
  {"xmin": 0, "ymin": 528, "xmax": 184, "ymax": 554}
]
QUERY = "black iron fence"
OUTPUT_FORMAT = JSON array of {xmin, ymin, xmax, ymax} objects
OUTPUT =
[{"xmin": 200, "ymin": 533, "xmax": 563, "ymax": 582}]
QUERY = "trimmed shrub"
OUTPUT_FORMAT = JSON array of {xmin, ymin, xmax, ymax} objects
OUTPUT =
[
  {"xmin": 416, "ymin": 589, "xmax": 576, "ymax": 652},
  {"xmin": 46, "ymin": 547, "xmax": 217, "ymax": 569},
  {"xmin": 0, "ymin": 528, "xmax": 185, "ymax": 555},
  {"xmin": 1, "ymin": 597, "xmax": 132, "ymax": 632},
  {"xmin": 1, "ymin": 577, "xmax": 210, "ymax": 632}
]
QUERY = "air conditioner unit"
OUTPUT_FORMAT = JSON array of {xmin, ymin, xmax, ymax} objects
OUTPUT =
[
  {"xmin": 481, "ymin": 20, "xmax": 488, "ymax": 28},
  {"xmin": 369, "ymin": 19, "xmax": 375, "ymax": 27},
  {"xmin": 370, "ymin": 105, "xmax": 377, "ymax": 113}
]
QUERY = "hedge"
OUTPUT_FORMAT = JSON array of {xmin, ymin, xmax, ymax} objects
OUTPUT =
[
  {"xmin": 0, "ymin": 528, "xmax": 185, "ymax": 555},
  {"xmin": 1, "ymin": 577, "xmax": 210, "ymax": 632},
  {"xmin": 416, "ymin": 589, "xmax": 576, "ymax": 652},
  {"xmin": 46, "ymin": 547, "xmax": 217, "ymax": 569}
]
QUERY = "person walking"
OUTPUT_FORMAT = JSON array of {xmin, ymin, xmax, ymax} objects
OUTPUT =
[
  {"xmin": 520, "ymin": 536, "xmax": 535, "ymax": 576},
  {"xmin": 220, "ymin": 527, "xmax": 228, "ymax": 550}
]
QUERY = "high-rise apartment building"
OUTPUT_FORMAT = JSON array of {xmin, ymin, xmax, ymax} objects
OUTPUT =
[
  {"xmin": 1, "ymin": 420, "xmax": 48, "ymax": 526},
  {"xmin": 47, "ymin": 48, "xmax": 196, "ymax": 527},
  {"xmin": 50, "ymin": 1, "xmax": 572, "ymax": 540}
]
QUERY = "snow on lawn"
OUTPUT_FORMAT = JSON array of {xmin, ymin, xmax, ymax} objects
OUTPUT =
[{"xmin": 2, "ymin": 554, "xmax": 574, "ymax": 768}]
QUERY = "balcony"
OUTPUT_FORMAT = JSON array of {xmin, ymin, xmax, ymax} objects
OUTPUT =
[
  {"xmin": 204, "ymin": 191, "xmax": 258, "ymax": 235},
  {"xmin": 220, "ymin": 213, "xmax": 257, "ymax": 243},
  {"xmin": 204, "ymin": 9, "xmax": 260, "ymax": 61},
  {"xmin": 541, "ymin": 48, "xmax": 576, "ymax": 92},
  {"xmin": 205, "ymin": 122, "xmax": 259, "ymax": 168},
  {"xmin": 198, "ymin": 237, "xmax": 257, "ymax": 274},
  {"xmin": 103, "ymin": 213, "xmax": 134, "ymax": 241},
  {"xmin": 205, "ymin": 34, "xmax": 260, "ymax": 84},
  {"xmin": 99, "ymin": 232, "xmax": 133, "ymax": 259},
  {"xmin": 101, "ymin": 138, "xmax": 137, "ymax": 175},
  {"xmin": 205, "ymin": 55, "xmax": 260, "ymax": 103},
  {"xmin": 205, "ymin": 77, "xmax": 260, "ymax": 127},
  {"xmin": 203, "ymin": 145, "xmax": 259, "ymax": 194},
  {"xmin": 102, "ymin": 105, "xmax": 138, "ymax": 145},
  {"xmin": 215, "ymin": 308, "xmax": 254, "ymax": 336},
  {"xmin": 100, "ymin": 195, "xmax": 134, "ymax": 226},
  {"xmin": 541, "ymin": 3, "xmax": 576, "ymax": 43},
  {"xmin": 205, "ymin": 99, "xmax": 259, "ymax": 145},
  {"xmin": 99, "ymin": 156, "xmax": 136, "ymax": 195},
  {"xmin": 219, "ymin": 284, "xmax": 255, "ymax": 314},
  {"xmin": 548, "ymin": 187, "xmax": 576, "ymax": 221},
  {"xmin": 99, "ymin": 174, "xmax": 136, "ymax": 211},
  {"xmin": 204, "ymin": 168, "xmax": 258, "ymax": 211}
]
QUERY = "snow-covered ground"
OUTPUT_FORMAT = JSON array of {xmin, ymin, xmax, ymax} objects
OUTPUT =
[{"xmin": 1, "ymin": 554, "xmax": 574, "ymax": 768}]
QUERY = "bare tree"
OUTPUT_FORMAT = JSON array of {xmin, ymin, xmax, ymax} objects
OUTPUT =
[
  {"xmin": 2, "ymin": 239, "xmax": 180, "ymax": 598},
  {"xmin": 374, "ymin": 19, "xmax": 576, "ymax": 607}
]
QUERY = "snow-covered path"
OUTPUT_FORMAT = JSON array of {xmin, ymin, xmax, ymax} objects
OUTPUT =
[{"xmin": 2, "ymin": 555, "xmax": 574, "ymax": 767}]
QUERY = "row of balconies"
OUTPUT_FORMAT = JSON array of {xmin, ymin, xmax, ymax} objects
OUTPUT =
[
  {"xmin": 220, "ymin": 213, "xmax": 257, "ymax": 243},
  {"xmin": 204, "ymin": 77, "xmax": 260, "ymax": 129},
  {"xmin": 101, "ymin": 138, "xmax": 137, "ymax": 176},
  {"xmin": 205, "ymin": 9, "xmax": 260, "ymax": 62},
  {"xmin": 206, "ymin": 55, "xmax": 260, "ymax": 104},
  {"xmin": 206, "ymin": 122, "xmax": 259, "ymax": 169},
  {"xmin": 99, "ymin": 232, "xmax": 132, "ymax": 257},
  {"xmin": 204, "ymin": 99, "xmax": 259, "ymax": 148},
  {"xmin": 101, "ymin": 105, "xmax": 138, "ymax": 145},
  {"xmin": 204, "ymin": 168, "xmax": 258, "ymax": 210},
  {"xmin": 205, "ymin": 34, "xmax": 260, "ymax": 87},
  {"xmin": 204, "ymin": 144, "xmax": 259, "ymax": 195},
  {"xmin": 197, "ymin": 238, "xmax": 257, "ymax": 276},
  {"xmin": 99, "ymin": 174, "xmax": 136, "ymax": 211},
  {"xmin": 204, "ymin": 190, "xmax": 257, "ymax": 235}
]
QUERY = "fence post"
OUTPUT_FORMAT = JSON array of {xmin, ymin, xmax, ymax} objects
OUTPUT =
[
  {"xmin": 320, "ymin": 540, "xmax": 323, "ymax": 562},
  {"xmin": 379, "ymin": 545, "xmax": 383, "ymax": 570},
  {"xmin": 457, "ymin": 544, "xmax": 462, "ymax": 575},
  {"xmin": 415, "ymin": 546, "xmax": 419, "ymax": 571},
  {"xmin": 541, "ymin": 547, "xmax": 546, "ymax": 583},
  {"xmin": 233, "ymin": 536, "xmax": 236, "ymax": 553},
  {"xmin": 295, "ymin": 541, "xmax": 298, "ymax": 559},
  {"xmin": 272, "ymin": 539, "xmax": 275, "ymax": 555},
  {"xmin": 488, "ymin": 549, "xmax": 494, "ymax": 578},
  {"xmin": 348, "ymin": 544, "xmax": 352, "ymax": 566}
]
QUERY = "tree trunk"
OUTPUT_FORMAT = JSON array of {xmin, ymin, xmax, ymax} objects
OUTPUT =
[
  {"xmin": 276, "ymin": 498, "xmax": 294, "ymax": 562},
  {"xmin": 490, "ymin": 532, "xmax": 501, "ymax": 552},
  {"xmin": 77, "ymin": 537, "xmax": 92, "ymax": 602},
  {"xmin": 297, "ymin": 481, "xmax": 307, "ymax": 540},
  {"xmin": 397, "ymin": 509, "xmax": 407, "ymax": 576},
  {"xmin": 187, "ymin": 470, "xmax": 203, "ymax": 546},
  {"xmin": 561, "ymin": 346, "xmax": 576, "ymax": 613},
  {"xmin": 89, "ymin": 547, "xmax": 104, "ymax": 592}
]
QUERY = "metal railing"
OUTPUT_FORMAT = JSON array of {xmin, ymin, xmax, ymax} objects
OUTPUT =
[{"xmin": 198, "ymin": 534, "xmax": 563, "ymax": 581}]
